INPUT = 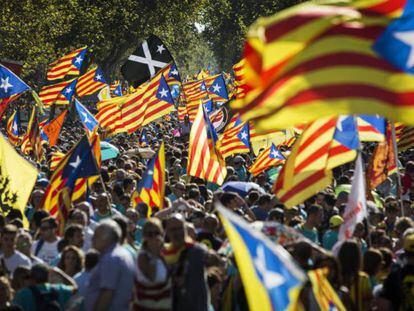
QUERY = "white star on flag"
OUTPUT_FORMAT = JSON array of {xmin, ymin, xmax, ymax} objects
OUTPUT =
[
  {"xmin": 394, "ymin": 30, "xmax": 414, "ymax": 68},
  {"xmin": 241, "ymin": 131, "xmax": 248, "ymax": 140},
  {"xmin": 12, "ymin": 122, "xmax": 18, "ymax": 133},
  {"xmin": 95, "ymin": 74, "xmax": 102, "ymax": 81},
  {"xmin": 212, "ymin": 83, "xmax": 221, "ymax": 93},
  {"xmin": 128, "ymin": 40, "xmax": 167, "ymax": 76},
  {"xmin": 69, "ymin": 155, "xmax": 81, "ymax": 169},
  {"xmin": 158, "ymin": 88, "xmax": 168, "ymax": 98},
  {"xmin": 0, "ymin": 77, "xmax": 13, "ymax": 93},
  {"xmin": 147, "ymin": 170, "xmax": 153, "ymax": 175},
  {"xmin": 253, "ymin": 245, "xmax": 285, "ymax": 290},
  {"xmin": 74, "ymin": 56, "xmax": 83, "ymax": 64},
  {"xmin": 65, "ymin": 87, "xmax": 72, "ymax": 94},
  {"xmin": 156, "ymin": 44, "xmax": 166, "ymax": 54},
  {"xmin": 170, "ymin": 69, "xmax": 179, "ymax": 76},
  {"xmin": 81, "ymin": 111, "xmax": 90, "ymax": 123},
  {"xmin": 336, "ymin": 115, "xmax": 348, "ymax": 132}
]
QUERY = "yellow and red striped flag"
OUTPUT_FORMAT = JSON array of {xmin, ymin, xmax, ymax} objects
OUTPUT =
[
  {"xmin": 188, "ymin": 105, "xmax": 227, "ymax": 185},
  {"xmin": 132, "ymin": 142, "xmax": 165, "ymax": 216},
  {"xmin": 177, "ymin": 105, "xmax": 188, "ymax": 121},
  {"xmin": 398, "ymin": 125, "xmax": 414, "ymax": 151},
  {"xmin": 47, "ymin": 47, "xmax": 87, "ymax": 81},
  {"xmin": 76, "ymin": 67, "xmax": 107, "ymax": 97},
  {"xmin": 248, "ymin": 144, "xmax": 285, "ymax": 176},
  {"xmin": 23, "ymin": 107, "xmax": 43, "ymax": 162},
  {"xmin": 231, "ymin": 0, "xmax": 414, "ymax": 132},
  {"xmin": 50, "ymin": 151, "xmax": 65, "ymax": 171},
  {"xmin": 232, "ymin": 59, "xmax": 249, "ymax": 100},
  {"xmin": 6, "ymin": 111, "xmax": 21, "ymax": 146},
  {"xmin": 218, "ymin": 117, "xmax": 250, "ymax": 159},
  {"xmin": 39, "ymin": 78, "xmax": 77, "ymax": 106}
]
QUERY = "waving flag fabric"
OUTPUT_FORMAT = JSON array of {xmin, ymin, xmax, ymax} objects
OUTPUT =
[
  {"xmin": 24, "ymin": 107, "xmax": 43, "ymax": 162},
  {"xmin": 249, "ymin": 143, "xmax": 285, "ymax": 176},
  {"xmin": 76, "ymin": 67, "xmax": 107, "ymax": 97},
  {"xmin": 41, "ymin": 110, "xmax": 67, "ymax": 147},
  {"xmin": 232, "ymin": 58, "xmax": 248, "ymax": 99},
  {"xmin": 208, "ymin": 74, "xmax": 228, "ymax": 101},
  {"xmin": 75, "ymin": 99, "xmax": 99, "ymax": 134},
  {"xmin": 6, "ymin": 111, "xmax": 21, "ymax": 146},
  {"xmin": 188, "ymin": 105, "xmax": 227, "ymax": 185},
  {"xmin": 39, "ymin": 78, "xmax": 77, "ymax": 106},
  {"xmin": 231, "ymin": 0, "xmax": 414, "ymax": 132},
  {"xmin": 398, "ymin": 125, "xmax": 414, "ymax": 151},
  {"xmin": 218, "ymin": 118, "xmax": 250, "ymax": 158},
  {"xmin": 47, "ymin": 47, "xmax": 87, "ymax": 81},
  {"xmin": 0, "ymin": 65, "xmax": 30, "ymax": 115},
  {"xmin": 357, "ymin": 115, "xmax": 386, "ymax": 142},
  {"xmin": 218, "ymin": 206, "xmax": 305, "ymax": 311},
  {"xmin": 132, "ymin": 142, "xmax": 165, "ymax": 216}
]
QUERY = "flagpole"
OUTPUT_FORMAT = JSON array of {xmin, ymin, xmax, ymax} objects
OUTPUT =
[{"xmin": 390, "ymin": 122, "xmax": 404, "ymax": 216}]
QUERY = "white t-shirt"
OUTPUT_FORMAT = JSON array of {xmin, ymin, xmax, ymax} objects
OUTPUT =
[
  {"xmin": 31, "ymin": 239, "xmax": 60, "ymax": 266},
  {"xmin": 0, "ymin": 251, "xmax": 31, "ymax": 274}
]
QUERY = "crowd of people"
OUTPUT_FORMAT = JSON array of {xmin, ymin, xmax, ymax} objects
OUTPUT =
[{"xmin": 0, "ymin": 106, "xmax": 414, "ymax": 311}]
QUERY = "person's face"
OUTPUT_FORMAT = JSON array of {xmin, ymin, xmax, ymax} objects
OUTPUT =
[
  {"xmin": 16, "ymin": 236, "xmax": 31, "ymax": 255},
  {"xmin": 166, "ymin": 219, "xmax": 186, "ymax": 248},
  {"xmin": 70, "ymin": 230, "xmax": 85, "ymax": 248},
  {"xmin": 92, "ymin": 228, "xmax": 108, "ymax": 252},
  {"xmin": 71, "ymin": 212, "xmax": 86, "ymax": 227},
  {"xmin": 63, "ymin": 250, "xmax": 78, "ymax": 271},
  {"xmin": 312, "ymin": 210, "xmax": 323, "ymax": 226},
  {"xmin": 96, "ymin": 195, "xmax": 110, "ymax": 213},
  {"xmin": 1, "ymin": 233, "xmax": 16, "ymax": 253},
  {"xmin": 174, "ymin": 184, "xmax": 186, "ymax": 198},
  {"xmin": 39, "ymin": 223, "xmax": 55, "ymax": 240},
  {"xmin": 143, "ymin": 226, "xmax": 163, "ymax": 245},
  {"xmin": 316, "ymin": 194, "xmax": 325, "ymax": 205}
]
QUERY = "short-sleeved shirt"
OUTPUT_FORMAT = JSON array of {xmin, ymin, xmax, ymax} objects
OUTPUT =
[
  {"xmin": 85, "ymin": 244, "xmax": 136, "ymax": 311},
  {"xmin": 13, "ymin": 283, "xmax": 74, "ymax": 311},
  {"xmin": 31, "ymin": 240, "xmax": 60, "ymax": 266},
  {"xmin": 251, "ymin": 206, "xmax": 269, "ymax": 221},
  {"xmin": 322, "ymin": 230, "xmax": 338, "ymax": 251},
  {"xmin": 0, "ymin": 251, "xmax": 31, "ymax": 274},
  {"xmin": 295, "ymin": 224, "xmax": 320, "ymax": 244}
]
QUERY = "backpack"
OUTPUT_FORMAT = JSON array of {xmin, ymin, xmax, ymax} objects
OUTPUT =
[{"xmin": 29, "ymin": 285, "xmax": 61, "ymax": 311}]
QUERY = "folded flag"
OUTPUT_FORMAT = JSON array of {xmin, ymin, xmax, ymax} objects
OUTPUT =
[
  {"xmin": 217, "ymin": 205, "xmax": 305, "ymax": 311},
  {"xmin": 47, "ymin": 47, "xmax": 87, "ymax": 81},
  {"xmin": 121, "ymin": 34, "xmax": 174, "ymax": 87}
]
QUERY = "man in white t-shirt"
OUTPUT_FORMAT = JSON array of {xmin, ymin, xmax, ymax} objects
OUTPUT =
[
  {"xmin": 0, "ymin": 224, "xmax": 31, "ymax": 275},
  {"xmin": 31, "ymin": 217, "xmax": 60, "ymax": 266}
]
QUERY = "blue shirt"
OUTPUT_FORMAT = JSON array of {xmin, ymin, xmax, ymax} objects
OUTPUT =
[
  {"xmin": 85, "ymin": 244, "xmax": 136, "ymax": 311},
  {"xmin": 251, "ymin": 206, "xmax": 269, "ymax": 221},
  {"xmin": 13, "ymin": 283, "xmax": 73, "ymax": 310},
  {"xmin": 295, "ymin": 224, "xmax": 320, "ymax": 244},
  {"xmin": 322, "ymin": 230, "xmax": 338, "ymax": 250}
]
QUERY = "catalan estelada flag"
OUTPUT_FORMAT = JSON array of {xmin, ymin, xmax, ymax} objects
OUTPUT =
[
  {"xmin": 25, "ymin": 107, "xmax": 43, "ymax": 162},
  {"xmin": 249, "ymin": 143, "xmax": 285, "ymax": 176},
  {"xmin": 217, "ymin": 205, "xmax": 305, "ymax": 311},
  {"xmin": 39, "ymin": 78, "xmax": 77, "ymax": 106},
  {"xmin": 357, "ymin": 115, "xmax": 386, "ymax": 142},
  {"xmin": 47, "ymin": 47, "xmax": 87, "ymax": 81},
  {"xmin": 218, "ymin": 118, "xmax": 250, "ymax": 159},
  {"xmin": 232, "ymin": 58, "xmax": 248, "ymax": 99},
  {"xmin": 132, "ymin": 142, "xmax": 165, "ymax": 216},
  {"xmin": 76, "ymin": 66, "xmax": 107, "ymax": 97},
  {"xmin": 231, "ymin": 0, "xmax": 414, "ymax": 132},
  {"xmin": 398, "ymin": 125, "xmax": 414, "ymax": 151},
  {"xmin": 6, "ymin": 111, "xmax": 21, "ymax": 146},
  {"xmin": 42, "ymin": 136, "xmax": 99, "ymax": 223},
  {"xmin": 188, "ymin": 105, "xmax": 227, "ymax": 185}
]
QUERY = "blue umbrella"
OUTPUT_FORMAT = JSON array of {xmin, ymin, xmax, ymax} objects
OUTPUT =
[
  {"xmin": 100, "ymin": 141, "xmax": 119, "ymax": 161},
  {"xmin": 221, "ymin": 181, "xmax": 265, "ymax": 197}
]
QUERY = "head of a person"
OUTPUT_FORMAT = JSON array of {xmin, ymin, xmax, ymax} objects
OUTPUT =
[
  {"xmin": 202, "ymin": 214, "xmax": 219, "ymax": 234},
  {"xmin": 39, "ymin": 217, "xmax": 58, "ymax": 241},
  {"xmin": 11, "ymin": 266, "xmax": 31, "ymax": 292},
  {"xmin": 84, "ymin": 249, "xmax": 100, "ymax": 272},
  {"xmin": 258, "ymin": 194, "xmax": 273, "ymax": 211},
  {"xmin": 220, "ymin": 192, "xmax": 239, "ymax": 210},
  {"xmin": 112, "ymin": 216, "xmax": 128, "ymax": 244},
  {"xmin": 16, "ymin": 231, "xmax": 32, "ymax": 257},
  {"xmin": 69, "ymin": 209, "xmax": 88, "ymax": 227},
  {"xmin": 385, "ymin": 202, "xmax": 399, "ymax": 221},
  {"xmin": 316, "ymin": 191, "xmax": 326, "ymax": 205},
  {"xmin": 94, "ymin": 193, "xmax": 111, "ymax": 214},
  {"xmin": 30, "ymin": 189, "xmax": 45, "ymax": 210},
  {"xmin": 165, "ymin": 213, "xmax": 186, "ymax": 248},
  {"xmin": 338, "ymin": 240, "xmax": 361, "ymax": 282},
  {"xmin": 406, "ymin": 161, "xmax": 414, "ymax": 178},
  {"xmin": 64, "ymin": 224, "xmax": 85, "ymax": 249},
  {"xmin": 125, "ymin": 208, "xmax": 139, "ymax": 224},
  {"xmin": 363, "ymin": 248, "xmax": 383, "ymax": 277},
  {"xmin": 329, "ymin": 215, "xmax": 344, "ymax": 232},
  {"xmin": 136, "ymin": 202, "xmax": 149, "ymax": 218},
  {"xmin": 142, "ymin": 218, "xmax": 164, "ymax": 250},
  {"xmin": 290, "ymin": 241, "xmax": 312, "ymax": 270},
  {"xmin": 306, "ymin": 205, "xmax": 323, "ymax": 227},
  {"xmin": 58, "ymin": 246, "xmax": 84, "ymax": 277},
  {"xmin": 233, "ymin": 156, "xmax": 245, "ymax": 169},
  {"xmin": 92, "ymin": 219, "xmax": 122, "ymax": 252},
  {"xmin": 395, "ymin": 217, "xmax": 414, "ymax": 239},
  {"xmin": 322, "ymin": 193, "xmax": 336, "ymax": 209},
  {"xmin": 30, "ymin": 264, "xmax": 49, "ymax": 285},
  {"xmin": 1, "ymin": 225, "xmax": 18, "ymax": 255},
  {"xmin": 267, "ymin": 208, "xmax": 285, "ymax": 223}
]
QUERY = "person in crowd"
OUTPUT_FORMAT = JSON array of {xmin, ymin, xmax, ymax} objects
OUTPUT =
[
  {"xmin": 322, "ymin": 215, "xmax": 343, "ymax": 251},
  {"xmin": 0, "ymin": 225, "xmax": 31, "ymax": 275},
  {"xmin": 57, "ymin": 246, "xmax": 84, "ymax": 277},
  {"xmin": 133, "ymin": 218, "xmax": 171, "ymax": 310},
  {"xmin": 295, "ymin": 205, "xmax": 323, "ymax": 245},
  {"xmin": 251, "ymin": 194, "xmax": 273, "ymax": 221},
  {"xmin": 196, "ymin": 213, "xmax": 223, "ymax": 251},
  {"xmin": 31, "ymin": 217, "xmax": 60, "ymax": 266},
  {"xmin": 85, "ymin": 219, "xmax": 136, "ymax": 311},
  {"xmin": 73, "ymin": 249, "xmax": 99, "ymax": 297}
]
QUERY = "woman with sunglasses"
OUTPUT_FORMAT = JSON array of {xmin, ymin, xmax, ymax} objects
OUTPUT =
[{"xmin": 133, "ymin": 218, "xmax": 171, "ymax": 310}]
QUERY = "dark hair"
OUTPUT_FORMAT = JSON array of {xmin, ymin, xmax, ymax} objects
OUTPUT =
[
  {"xmin": 41, "ymin": 217, "xmax": 58, "ymax": 229},
  {"xmin": 30, "ymin": 264, "xmax": 49, "ymax": 284},
  {"xmin": 307, "ymin": 205, "xmax": 322, "ymax": 216},
  {"xmin": 112, "ymin": 216, "xmax": 128, "ymax": 242},
  {"xmin": 7, "ymin": 209, "xmax": 23, "ymax": 221},
  {"xmin": 64, "ymin": 224, "xmax": 83, "ymax": 241},
  {"xmin": 85, "ymin": 250, "xmax": 100, "ymax": 271},
  {"xmin": 220, "ymin": 192, "xmax": 237, "ymax": 206},
  {"xmin": 324, "ymin": 194, "xmax": 336, "ymax": 206},
  {"xmin": 258, "ymin": 194, "xmax": 272, "ymax": 206},
  {"xmin": 379, "ymin": 247, "xmax": 393, "ymax": 269},
  {"xmin": 338, "ymin": 240, "xmax": 361, "ymax": 286},
  {"xmin": 33, "ymin": 211, "xmax": 49, "ymax": 228},
  {"xmin": 363, "ymin": 248, "xmax": 383, "ymax": 276},
  {"xmin": 58, "ymin": 246, "xmax": 84, "ymax": 276}
]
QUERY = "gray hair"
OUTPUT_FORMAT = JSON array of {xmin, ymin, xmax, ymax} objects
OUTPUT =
[{"xmin": 97, "ymin": 219, "xmax": 122, "ymax": 243}]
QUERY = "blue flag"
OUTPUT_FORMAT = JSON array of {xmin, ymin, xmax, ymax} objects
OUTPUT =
[
  {"xmin": 75, "ymin": 99, "xmax": 99, "ymax": 133},
  {"xmin": 208, "ymin": 74, "xmax": 228, "ymax": 100},
  {"xmin": 155, "ymin": 76, "xmax": 174, "ymax": 104},
  {"xmin": 0, "ymin": 65, "xmax": 30, "ymax": 99},
  {"xmin": 269, "ymin": 144, "xmax": 285, "ymax": 160}
]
